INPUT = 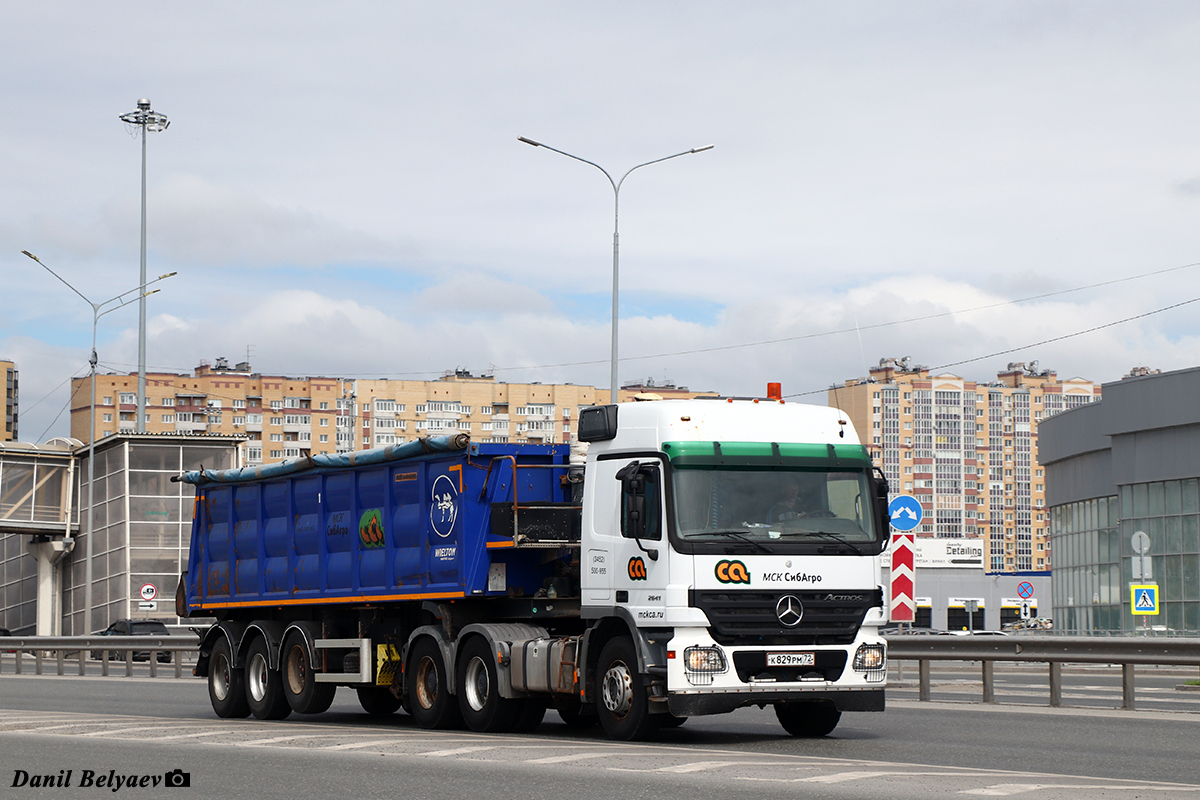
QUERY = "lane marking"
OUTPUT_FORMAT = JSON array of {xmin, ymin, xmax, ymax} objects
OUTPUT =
[
  {"xmin": 421, "ymin": 745, "xmax": 500, "ymax": 757},
  {"xmin": 526, "ymin": 752, "xmax": 622, "ymax": 764},
  {"xmin": 241, "ymin": 734, "xmax": 347, "ymax": 746},
  {"xmin": 657, "ymin": 761, "xmax": 741, "ymax": 774}
]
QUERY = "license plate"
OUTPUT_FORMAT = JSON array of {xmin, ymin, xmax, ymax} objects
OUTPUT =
[{"xmin": 767, "ymin": 652, "xmax": 815, "ymax": 667}]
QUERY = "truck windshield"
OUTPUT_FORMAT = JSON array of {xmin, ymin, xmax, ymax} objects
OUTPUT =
[{"xmin": 672, "ymin": 467, "xmax": 879, "ymax": 546}]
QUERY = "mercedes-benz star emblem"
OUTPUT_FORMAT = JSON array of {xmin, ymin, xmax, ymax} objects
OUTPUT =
[{"xmin": 775, "ymin": 595, "xmax": 804, "ymax": 627}]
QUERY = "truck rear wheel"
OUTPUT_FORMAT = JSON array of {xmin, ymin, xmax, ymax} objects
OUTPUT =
[
  {"xmin": 246, "ymin": 638, "xmax": 292, "ymax": 720},
  {"xmin": 457, "ymin": 637, "xmax": 519, "ymax": 732},
  {"xmin": 282, "ymin": 632, "xmax": 335, "ymax": 715},
  {"xmin": 208, "ymin": 637, "xmax": 250, "ymax": 719},
  {"xmin": 406, "ymin": 638, "xmax": 462, "ymax": 729},
  {"xmin": 595, "ymin": 637, "xmax": 659, "ymax": 741},
  {"xmin": 775, "ymin": 701, "xmax": 841, "ymax": 737},
  {"xmin": 357, "ymin": 686, "xmax": 403, "ymax": 716}
]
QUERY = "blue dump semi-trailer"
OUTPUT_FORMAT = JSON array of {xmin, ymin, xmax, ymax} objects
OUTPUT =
[{"xmin": 178, "ymin": 398, "xmax": 891, "ymax": 741}]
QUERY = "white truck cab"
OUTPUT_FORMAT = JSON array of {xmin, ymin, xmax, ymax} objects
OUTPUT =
[{"xmin": 575, "ymin": 398, "xmax": 889, "ymax": 738}]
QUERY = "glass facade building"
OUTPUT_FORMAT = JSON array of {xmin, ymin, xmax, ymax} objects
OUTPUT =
[{"xmin": 1040, "ymin": 367, "xmax": 1200, "ymax": 634}]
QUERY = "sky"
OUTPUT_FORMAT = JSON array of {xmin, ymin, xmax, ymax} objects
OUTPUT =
[{"xmin": 5, "ymin": 2, "xmax": 1200, "ymax": 443}]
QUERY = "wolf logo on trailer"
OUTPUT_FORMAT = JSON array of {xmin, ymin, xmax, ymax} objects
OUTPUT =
[{"xmin": 430, "ymin": 473, "xmax": 458, "ymax": 537}]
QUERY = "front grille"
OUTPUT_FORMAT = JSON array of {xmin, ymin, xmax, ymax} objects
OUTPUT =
[{"xmin": 690, "ymin": 589, "xmax": 882, "ymax": 646}]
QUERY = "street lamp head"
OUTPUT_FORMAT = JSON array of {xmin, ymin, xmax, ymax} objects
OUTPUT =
[
  {"xmin": 691, "ymin": 145, "xmax": 715, "ymax": 153},
  {"xmin": 158, "ymin": 271, "xmax": 178, "ymax": 279},
  {"xmin": 21, "ymin": 250, "xmax": 37, "ymax": 261},
  {"xmin": 517, "ymin": 136, "xmax": 543, "ymax": 147},
  {"xmin": 138, "ymin": 99, "xmax": 151, "ymax": 110}
]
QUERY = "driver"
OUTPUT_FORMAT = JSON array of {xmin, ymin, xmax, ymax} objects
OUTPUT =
[{"xmin": 768, "ymin": 475, "xmax": 805, "ymax": 522}]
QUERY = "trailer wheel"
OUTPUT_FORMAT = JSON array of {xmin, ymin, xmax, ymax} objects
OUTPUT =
[
  {"xmin": 406, "ymin": 638, "xmax": 462, "ymax": 729},
  {"xmin": 660, "ymin": 714, "xmax": 687, "ymax": 728},
  {"xmin": 208, "ymin": 637, "xmax": 250, "ymax": 719},
  {"xmin": 775, "ymin": 701, "xmax": 841, "ymax": 737},
  {"xmin": 356, "ymin": 686, "xmax": 402, "ymax": 716},
  {"xmin": 595, "ymin": 637, "xmax": 659, "ymax": 741},
  {"xmin": 457, "ymin": 637, "xmax": 520, "ymax": 732},
  {"xmin": 246, "ymin": 638, "xmax": 292, "ymax": 720},
  {"xmin": 282, "ymin": 632, "xmax": 335, "ymax": 715}
]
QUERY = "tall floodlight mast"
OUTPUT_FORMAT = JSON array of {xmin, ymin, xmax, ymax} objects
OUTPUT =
[{"xmin": 119, "ymin": 99, "xmax": 169, "ymax": 432}]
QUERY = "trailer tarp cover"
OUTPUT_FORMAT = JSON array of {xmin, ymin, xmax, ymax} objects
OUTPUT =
[{"xmin": 179, "ymin": 433, "xmax": 470, "ymax": 486}]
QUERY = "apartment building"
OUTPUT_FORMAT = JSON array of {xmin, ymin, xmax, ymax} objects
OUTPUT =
[
  {"xmin": 830, "ymin": 357, "xmax": 1100, "ymax": 573},
  {"xmin": 70, "ymin": 360, "xmax": 716, "ymax": 466},
  {"xmin": 2, "ymin": 360, "xmax": 16, "ymax": 442}
]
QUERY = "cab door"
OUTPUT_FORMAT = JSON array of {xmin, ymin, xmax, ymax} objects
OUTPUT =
[{"xmin": 613, "ymin": 459, "xmax": 670, "ymax": 621}]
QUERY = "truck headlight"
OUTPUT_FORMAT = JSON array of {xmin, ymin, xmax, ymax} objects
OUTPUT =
[
  {"xmin": 683, "ymin": 646, "xmax": 727, "ymax": 685},
  {"xmin": 852, "ymin": 643, "xmax": 886, "ymax": 682}
]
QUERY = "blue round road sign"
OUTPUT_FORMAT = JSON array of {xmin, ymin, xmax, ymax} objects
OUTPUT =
[
  {"xmin": 888, "ymin": 495, "xmax": 923, "ymax": 531},
  {"xmin": 1017, "ymin": 581, "xmax": 1034, "ymax": 599}
]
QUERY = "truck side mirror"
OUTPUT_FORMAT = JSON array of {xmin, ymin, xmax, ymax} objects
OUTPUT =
[
  {"xmin": 872, "ymin": 467, "xmax": 890, "ymax": 538},
  {"xmin": 615, "ymin": 461, "xmax": 661, "ymax": 558}
]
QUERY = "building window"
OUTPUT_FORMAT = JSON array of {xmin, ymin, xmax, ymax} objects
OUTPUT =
[
  {"xmin": 161, "ymin": 414, "xmax": 174, "ymax": 423},
  {"xmin": 233, "ymin": 416, "xmax": 245, "ymax": 425},
  {"xmin": 103, "ymin": 396, "xmax": 113, "ymax": 405},
  {"xmin": 270, "ymin": 450, "xmax": 282, "ymax": 459},
  {"xmin": 481, "ymin": 406, "xmax": 493, "ymax": 415},
  {"xmin": 270, "ymin": 433, "xmax": 283, "ymax": 442},
  {"xmin": 270, "ymin": 400, "xmax": 283, "ymax": 410},
  {"xmin": 319, "ymin": 434, "xmax": 328, "ymax": 443},
  {"xmin": 119, "ymin": 393, "xmax": 135, "ymax": 405},
  {"xmin": 319, "ymin": 418, "xmax": 329, "ymax": 427},
  {"xmin": 232, "ymin": 399, "xmax": 245, "ymax": 409},
  {"xmin": 270, "ymin": 417, "xmax": 283, "ymax": 426},
  {"xmin": 103, "ymin": 413, "xmax": 113, "ymax": 423}
]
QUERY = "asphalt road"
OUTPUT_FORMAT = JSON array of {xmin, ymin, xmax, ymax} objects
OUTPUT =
[{"xmin": 1, "ymin": 674, "xmax": 1198, "ymax": 799}]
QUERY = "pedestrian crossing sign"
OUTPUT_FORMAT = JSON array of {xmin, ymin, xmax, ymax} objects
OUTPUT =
[{"xmin": 1130, "ymin": 584, "xmax": 1159, "ymax": 615}]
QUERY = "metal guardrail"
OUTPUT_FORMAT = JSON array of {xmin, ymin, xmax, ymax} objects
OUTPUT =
[
  {"xmin": 0, "ymin": 635, "xmax": 200, "ymax": 679},
  {"xmin": 885, "ymin": 634, "xmax": 1200, "ymax": 710}
]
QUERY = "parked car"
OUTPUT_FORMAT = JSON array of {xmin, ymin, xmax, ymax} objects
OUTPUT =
[
  {"xmin": 90, "ymin": 619, "xmax": 173, "ymax": 663},
  {"xmin": 0, "ymin": 627, "xmax": 12, "ymax": 653}
]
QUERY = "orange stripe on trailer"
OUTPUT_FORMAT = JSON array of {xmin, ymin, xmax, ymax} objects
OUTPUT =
[
  {"xmin": 198, "ymin": 591, "xmax": 467, "ymax": 609},
  {"xmin": 486, "ymin": 541, "xmax": 516, "ymax": 549}
]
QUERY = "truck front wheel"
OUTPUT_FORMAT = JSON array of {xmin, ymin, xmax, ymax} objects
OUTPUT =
[
  {"xmin": 775, "ymin": 701, "xmax": 841, "ymax": 737},
  {"xmin": 457, "ymin": 637, "xmax": 519, "ymax": 732},
  {"xmin": 406, "ymin": 638, "xmax": 462, "ymax": 729},
  {"xmin": 595, "ymin": 637, "xmax": 659, "ymax": 741},
  {"xmin": 282, "ymin": 632, "xmax": 335, "ymax": 715},
  {"xmin": 208, "ymin": 637, "xmax": 250, "ymax": 719},
  {"xmin": 246, "ymin": 638, "xmax": 292, "ymax": 720}
]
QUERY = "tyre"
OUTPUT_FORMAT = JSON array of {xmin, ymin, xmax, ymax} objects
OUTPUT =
[
  {"xmin": 775, "ymin": 701, "xmax": 841, "ymax": 737},
  {"xmin": 553, "ymin": 696, "xmax": 598, "ymax": 728},
  {"xmin": 595, "ymin": 637, "xmax": 660, "ymax": 741},
  {"xmin": 457, "ymin": 637, "xmax": 520, "ymax": 733},
  {"xmin": 208, "ymin": 636, "xmax": 250, "ymax": 719},
  {"xmin": 512, "ymin": 700, "xmax": 548, "ymax": 733},
  {"xmin": 357, "ymin": 686, "xmax": 403, "ymax": 716},
  {"xmin": 282, "ymin": 632, "xmax": 335, "ymax": 715},
  {"xmin": 245, "ymin": 637, "xmax": 292, "ymax": 720},
  {"xmin": 406, "ymin": 638, "xmax": 462, "ymax": 729},
  {"xmin": 660, "ymin": 714, "xmax": 687, "ymax": 728}
]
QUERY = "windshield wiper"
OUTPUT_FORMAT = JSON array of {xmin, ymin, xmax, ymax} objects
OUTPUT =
[
  {"xmin": 691, "ymin": 529, "xmax": 774, "ymax": 554},
  {"xmin": 805, "ymin": 530, "xmax": 864, "ymax": 555}
]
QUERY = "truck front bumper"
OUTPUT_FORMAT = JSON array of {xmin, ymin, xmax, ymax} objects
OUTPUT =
[{"xmin": 664, "ymin": 627, "xmax": 886, "ymax": 715}]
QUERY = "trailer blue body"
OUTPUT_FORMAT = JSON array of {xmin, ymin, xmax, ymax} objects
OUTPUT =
[{"xmin": 184, "ymin": 436, "xmax": 575, "ymax": 615}]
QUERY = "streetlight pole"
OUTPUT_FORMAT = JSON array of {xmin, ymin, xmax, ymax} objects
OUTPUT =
[
  {"xmin": 518, "ymin": 137, "xmax": 713, "ymax": 404},
  {"xmin": 119, "ymin": 99, "xmax": 169, "ymax": 432},
  {"xmin": 22, "ymin": 250, "xmax": 175, "ymax": 634}
]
